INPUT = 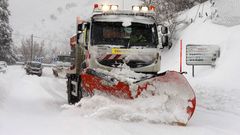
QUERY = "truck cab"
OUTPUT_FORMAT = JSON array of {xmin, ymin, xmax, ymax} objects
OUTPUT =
[
  {"xmin": 77, "ymin": 4, "xmax": 170, "ymax": 74},
  {"xmin": 25, "ymin": 61, "xmax": 43, "ymax": 76}
]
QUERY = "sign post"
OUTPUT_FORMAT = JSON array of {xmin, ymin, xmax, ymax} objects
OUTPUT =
[
  {"xmin": 192, "ymin": 65, "xmax": 195, "ymax": 77},
  {"xmin": 180, "ymin": 39, "xmax": 183, "ymax": 73}
]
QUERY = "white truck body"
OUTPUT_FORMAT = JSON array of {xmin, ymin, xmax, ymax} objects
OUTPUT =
[{"xmin": 84, "ymin": 10, "xmax": 161, "ymax": 73}]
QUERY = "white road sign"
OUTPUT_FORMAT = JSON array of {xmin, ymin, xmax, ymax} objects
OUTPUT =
[{"xmin": 186, "ymin": 45, "xmax": 220, "ymax": 65}]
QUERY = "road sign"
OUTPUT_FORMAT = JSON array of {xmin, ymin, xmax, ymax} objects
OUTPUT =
[{"xmin": 186, "ymin": 44, "xmax": 220, "ymax": 66}]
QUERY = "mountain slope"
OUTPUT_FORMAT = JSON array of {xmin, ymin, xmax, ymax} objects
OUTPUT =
[{"xmin": 161, "ymin": 1, "xmax": 240, "ymax": 115}]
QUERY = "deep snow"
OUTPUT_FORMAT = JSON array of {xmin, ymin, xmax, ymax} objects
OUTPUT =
[{"xmin": 0, "ymin": 66, "xmax": 240, "ymax": 135}]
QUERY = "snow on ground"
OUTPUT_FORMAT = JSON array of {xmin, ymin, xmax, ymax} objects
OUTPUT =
[{"xmin": 0, "ymin": 65, "xmax": 240, "ymax": 135}]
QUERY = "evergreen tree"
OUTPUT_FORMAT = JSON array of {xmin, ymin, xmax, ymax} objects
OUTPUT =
[{"xmin": 0, "ymin": 0, "xmax": 16, "ymax": 64}]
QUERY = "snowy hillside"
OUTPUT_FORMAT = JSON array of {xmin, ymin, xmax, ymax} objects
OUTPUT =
[
  {"xmin": 161, "ymin": 1, "xmax": 240, "ymax": 114},
  {"xmin": 162, "ymin": 1, "xmax": 240, "ymax": 86}
]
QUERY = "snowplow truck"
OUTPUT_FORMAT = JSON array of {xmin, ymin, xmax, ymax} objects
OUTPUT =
[{"xmin": 66, "ymin": 4, "xmax": 196, "ymax": 126}]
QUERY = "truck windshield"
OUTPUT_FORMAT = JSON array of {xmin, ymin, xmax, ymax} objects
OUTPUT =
[{"xmin": 91, "ymin": 22, "xmax": 158, "ymax": 48}]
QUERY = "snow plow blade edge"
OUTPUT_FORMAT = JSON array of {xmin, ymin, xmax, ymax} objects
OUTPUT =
[{"xmin": 81, "ymin": 68, "xmax": 196, "ymax": 125}]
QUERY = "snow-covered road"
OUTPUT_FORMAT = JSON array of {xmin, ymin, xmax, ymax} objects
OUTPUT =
[{"xmin": 0, "ymin": 66, "xmax": 239, "ymax": 135}]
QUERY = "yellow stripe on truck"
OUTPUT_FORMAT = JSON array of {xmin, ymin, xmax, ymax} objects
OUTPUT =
[
  {"xmin": 112, "ymin": 48, "xmax": 157, "ymax": 54},
  {"xmin": 112, "ymin": 48, "xmax": 131, "ymax": 54}
]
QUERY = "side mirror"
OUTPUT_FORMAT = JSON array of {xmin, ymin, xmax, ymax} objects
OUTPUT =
[
  {"xmin": 161, "ymin": 26, "xmax": 168, "ymax": 35},
  {"xmin": 77, "ymin": 23, "xmax": 83, "ymax": 44},
  {"xmin": 77, "ymin": 22, "xmax": 89, "ymax": 50},
  {"xmin": 77, "ymin": 22, "xmax": 89, "ymax": 41}
]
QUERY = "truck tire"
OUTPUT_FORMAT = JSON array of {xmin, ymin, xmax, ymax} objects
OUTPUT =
[{"xmin": 67, "ymin": 75, "xmax": 82, "ymax": 104}]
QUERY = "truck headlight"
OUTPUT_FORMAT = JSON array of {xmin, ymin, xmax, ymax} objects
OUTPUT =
[
  {"xmin": 141, "ymin": 6, "xmax": 149, "ymax": 12},
  {"xmin": 102, "ymin": 5, "xmax": 110, "ymax": 12},
  {"xmin": 132, "ymin": 6, "xmax": 140, "ymax": 12}
]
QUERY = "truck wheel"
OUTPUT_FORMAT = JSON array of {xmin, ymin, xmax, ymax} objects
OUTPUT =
[{"xmin": 67, "ymin": 75, "xmax": 82, "ymax": 104}]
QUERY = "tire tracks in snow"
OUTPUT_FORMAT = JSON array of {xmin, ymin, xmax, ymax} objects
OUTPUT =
[
  {"xmin": 38, "ymin": 76, "xmax": 67, "ymax": 107},
  {"xmin": 1, "ymin": 66, "xmax": 66, "ymax": 115}
]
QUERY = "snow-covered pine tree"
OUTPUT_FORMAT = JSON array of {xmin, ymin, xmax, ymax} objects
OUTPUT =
[{"xmin": 0, "ymin": 0, "xmax": 16, "ymax": 64}]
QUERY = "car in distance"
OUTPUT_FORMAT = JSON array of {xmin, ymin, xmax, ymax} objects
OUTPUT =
[{"xmin": 25, "ymin": 61, "xmax": 43, "ymax": 76}]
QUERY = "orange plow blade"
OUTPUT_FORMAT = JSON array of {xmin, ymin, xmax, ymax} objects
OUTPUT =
[{"xmin": 81, "ymin": 68, "xmax": 196, "ymax": 125}]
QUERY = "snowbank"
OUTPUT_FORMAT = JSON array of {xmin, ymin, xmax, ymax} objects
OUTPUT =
[
  {"xmin": 62, "ymin": 89, "xmax": 190, "ymax": 125},
  {"xmin": 161, "ymin": 1, "xmax": 240, "ymax": 115}
]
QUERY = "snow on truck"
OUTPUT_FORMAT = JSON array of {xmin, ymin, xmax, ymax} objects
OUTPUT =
[{"xmin": 66, "ymin": 4, "xmax": 196, "ymax": 125}]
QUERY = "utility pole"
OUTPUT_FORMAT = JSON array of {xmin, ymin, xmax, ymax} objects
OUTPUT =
[
  {"xmin": 122, "ymin": 0, "xmax": 125, "ymax": 9},
  {"xmin": 30, "ymin": 34, "xmax": 34, "ymax": 61}
]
